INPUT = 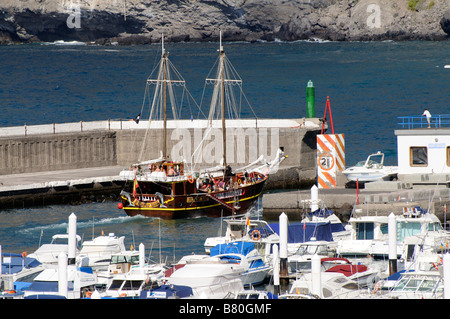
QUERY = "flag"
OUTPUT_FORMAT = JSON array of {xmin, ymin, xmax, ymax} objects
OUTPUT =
[
  {"xmin": 133, "ymin": 177, "xmax": 139, "ymax": 197},
  {"xmin": 133, "ymin": 113, "xmax": 141, "ymax": 124}
]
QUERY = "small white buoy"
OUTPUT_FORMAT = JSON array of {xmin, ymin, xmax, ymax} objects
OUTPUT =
[{"xmin": 444, "ymin": 65, "xmax": 450, "ymax": 69}]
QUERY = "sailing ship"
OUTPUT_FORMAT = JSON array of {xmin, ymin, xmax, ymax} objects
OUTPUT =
[{"xmin": 117, "ymin": 36, "xmax": 285, "ymax": 219}]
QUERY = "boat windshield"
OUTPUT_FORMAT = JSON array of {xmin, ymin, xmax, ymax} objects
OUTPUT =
[
  {"xmin": 392, "ymin": 276, "xmax": 441, "ymax": 293},
  {"xmin": 111, "ymin": 254, "xmax": 140, "ymax": 265},
  {"xmin": 367, "ymin": 154, "xmax": 383, "ymax": 165},
  {"xmin": 109, "ymin": 280, "xmax": 143, "ymax": 291},
  {"xmin": 354, "ymin": 161, "xmax": 366, "ymax": 167}
]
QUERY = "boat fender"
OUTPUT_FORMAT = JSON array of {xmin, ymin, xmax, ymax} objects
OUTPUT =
[
  {"xmin": 372, "ymin": 281, "xmax": 381, "ymax": 294},
  {"xmin": 187, "ymin": 175, "xmax": 194, "ymax": 183},
  {"xmin": 251, "ymin": 229, "xmax": 261, "ymax": 241}
]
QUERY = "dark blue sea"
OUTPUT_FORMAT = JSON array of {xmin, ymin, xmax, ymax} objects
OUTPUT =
[{"xmin": 0, "ymin": 40, "xmax": 449, "ymax": 257}]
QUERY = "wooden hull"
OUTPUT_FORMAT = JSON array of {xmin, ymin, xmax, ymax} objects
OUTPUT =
[{"xmin": 120, "ymin": 176, "xmax": 266, "ymax": 219}]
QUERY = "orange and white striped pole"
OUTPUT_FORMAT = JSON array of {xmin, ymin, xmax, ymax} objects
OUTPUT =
[{"xmin": 317, "ymin": 134, "xmax": 345, "ymax": 189}]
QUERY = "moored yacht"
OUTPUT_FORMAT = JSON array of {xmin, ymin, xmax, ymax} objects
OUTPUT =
[{"xmin": 336, "ymin": 208, "xmax": 450, "ymax": 259}]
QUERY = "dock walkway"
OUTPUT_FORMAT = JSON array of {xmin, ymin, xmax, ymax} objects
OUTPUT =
[{"xmin": 0, "ymin": 166, "xmax": 124, "ymax": 209}]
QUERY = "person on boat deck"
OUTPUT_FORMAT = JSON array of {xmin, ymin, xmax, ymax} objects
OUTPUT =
[
  {"xmin": 168, "ymin": 166, "xmax": 175, "ymax": 176},
  {"xmin": 225, "ymin": 165, "xmax": 234, "ymax": 177},
  {"xmin": 216, "ymin": 179, "xmax": 225, "ymax": 191},
  {"xmin": 422, "ymin": 108, "xmax": 431, "ymax": 128},
  {"xmin": 155, "ymin": 165, "xmax": 161, "ymax": 172}
]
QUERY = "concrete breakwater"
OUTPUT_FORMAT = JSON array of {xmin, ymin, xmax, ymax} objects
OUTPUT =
[{"xmin": 0, "ymin": 118, "xmax": 321, "ymax": 209}]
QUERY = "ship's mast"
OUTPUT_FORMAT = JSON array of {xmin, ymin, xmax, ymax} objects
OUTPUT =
[
  {"xmin": 219, "ymin": 32, "xmax": 226, "ymax": 170},
  {"xmin": 162, "ymin": 36, "xmax": 168, "ymax": 159}
]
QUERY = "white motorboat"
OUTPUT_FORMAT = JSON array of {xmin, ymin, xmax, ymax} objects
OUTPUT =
[
  {"xmin": 28, "ymin": 234, "xmax": 82, "ymax": 264},
  {"xmin": 279, "ymin": 271, "xmax": 363, "ymax": 299},
  {"xmin": 21, "ymin": 258, "xmax": 97, "ymax": 299},
  {"xmin": 0, "ymin": 253, "xmax": 47, "ymax": 297},
  {"xmin": 203, "ymin": 217, "xmax": 279, "ymax": 259},
  {"xmin": 342, "ymin": 151, "xmax": 398, "ymax": 182},
  {"xmin": 337, "ymin": 208, "xmax": 450, "ymax": 259},
  {"xmin": 170, "ymin": 241, "xmax": 270, "ymax": 292},
  {"xmin": 99, "ymin": 268, "xmax": 159, "ymax": 299},
  {"xmin": 320, "ymin": 257, "xmax": 381, "ymax": 289},
  {"xmin": 96, "ymin": 249, "xmax": 166, "ymax": 286},
  {"xmin": 384, "ymin": 270, "xmax": 443, "ymax": 299},
  {"xmin": 209, "ymin": 241, "xmax": 271, "ymax": 287},
  {"xmin": 77, "ymin": 233, "xmax": 126, "ymax": 270},
  {"xmin": 164, "ymin": 258, "xmax": 245, "ymax": 299},
  {"xmin": 288, "ymin": 241, "xmax": 336, "ymax": 274}
]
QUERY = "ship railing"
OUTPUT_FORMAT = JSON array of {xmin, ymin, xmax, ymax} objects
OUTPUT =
[{"xmin": 398, "ymin": 114, "xmax": 450, "ymax": 129}]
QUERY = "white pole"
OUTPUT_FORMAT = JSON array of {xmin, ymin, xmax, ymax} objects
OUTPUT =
[
  {"xmin": 139, "ymin": 243, "xmax": 145, "ymax": 269},
  {"xmin": 311, "ymin": 254, "xmax": 322, "ymax": 298},
  {"xmin": 68, "ymin": 213, "xmax": 77, "ymax": 265},
  {"xmin": 279, "ymin": 213, "xmax": 288, "ymax": 259},
  {"xmin": 58, "ymin": 252, "xmax": 68, "ymax": 298},
  {"xmin": 0, "ymin": 245, "xmax": 2, "ymax": 277},
  {"xmin": 272, "ymin": 244, "xmax": 280, "ymax": 294},
  {"xmin": 444, "ymin": 253, "xmax": 450, "ymax": 299},
  {"xmin": 279, "ymin": 213, "xmax": 288, "ymax": 285},
  {"xmin": 388, "ymin": 212, "xmax": 397, "ymax": 275},
  {"xmin": 311, "ymin": 185, "xmax": 319, "ymax": 212}
]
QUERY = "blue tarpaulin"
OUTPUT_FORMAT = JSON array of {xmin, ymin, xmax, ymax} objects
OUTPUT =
[
  {"xmin": 269, "ymin": 222, "xmax": 334, "ymax": 243},
  {"xmin": 210, "ymin": 241, "xmax": 256, "ymax": 257},
  {"xmin": 1, "ymin": 253, "xmax": 42, "ymax": 275}
]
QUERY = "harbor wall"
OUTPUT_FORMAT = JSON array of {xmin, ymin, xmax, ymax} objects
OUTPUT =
[
  {"xmin": 0, "ymin": 131, "xmax": 117, "ymax": 175},
  {"xmin": 0, "ymin": 119, "xmax": 322, "ymax": 189}
]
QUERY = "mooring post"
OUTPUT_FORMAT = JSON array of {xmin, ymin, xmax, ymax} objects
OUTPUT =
[
  {"xmin": 279, "ymin": 212, "xmax": 289, "ymax": 287},
  {"xmin": 388, "ymin": 212, "xmax": 398, "ymax": 276}
]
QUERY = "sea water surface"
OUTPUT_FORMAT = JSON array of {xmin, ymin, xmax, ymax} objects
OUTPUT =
[{"xmin": 0, "ymin": 40, "xmax": 449, "ymax": 257}]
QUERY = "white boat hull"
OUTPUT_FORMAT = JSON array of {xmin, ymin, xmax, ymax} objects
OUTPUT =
[{"xmin": 342, "ymin": 167, "xmax": 398, "ymax": 182}]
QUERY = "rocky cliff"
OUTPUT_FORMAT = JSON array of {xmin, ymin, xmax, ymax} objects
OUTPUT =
[{"xmin": 0, "ymin": 0, "xmax": 449, "ymax": 44}]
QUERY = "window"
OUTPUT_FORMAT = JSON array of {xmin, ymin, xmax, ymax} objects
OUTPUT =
[
  {"xmin": 397, "ymin": 221, "xmax": 422, "ymax": 241},
  {"xmin": 410, "ymin": 147, "xmax": 428, "ymax": 166},
  {"xmin": 356, "ymin": 222, "xmax": 374, "ymax": 240}
]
